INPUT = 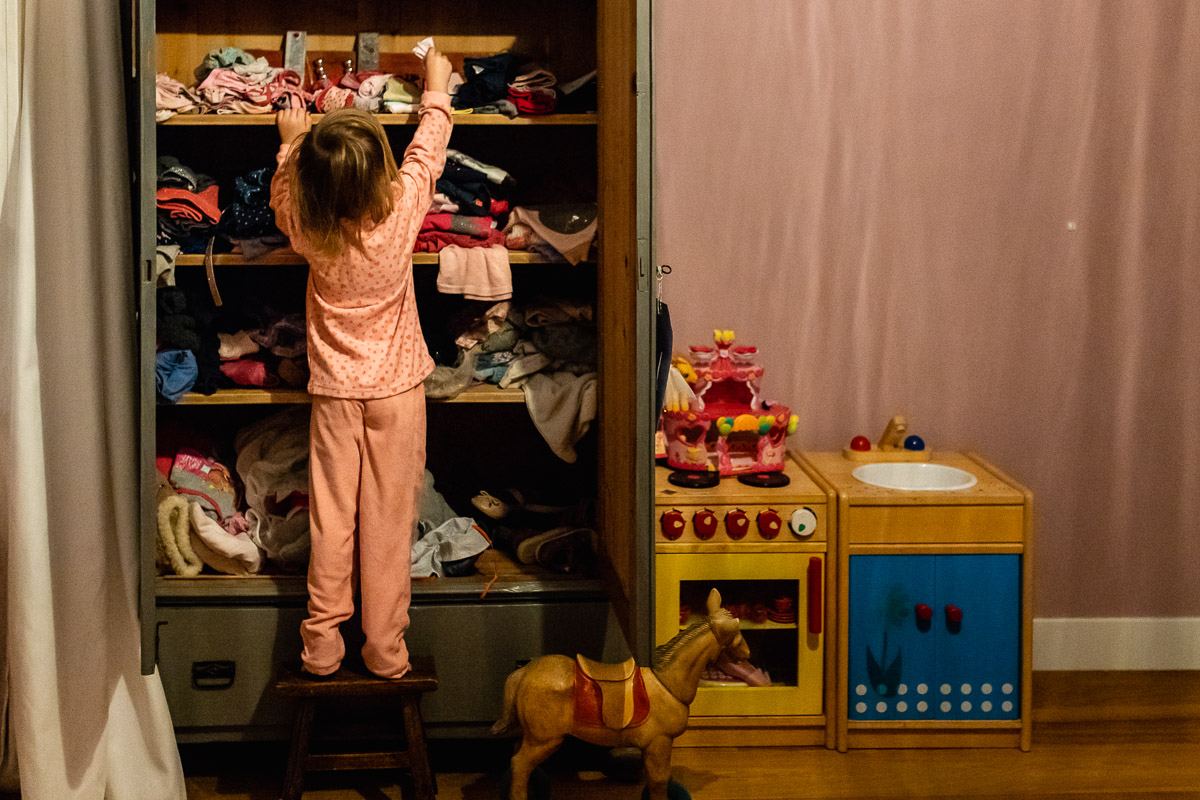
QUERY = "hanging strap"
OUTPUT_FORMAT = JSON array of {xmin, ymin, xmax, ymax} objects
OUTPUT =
[{"xmin": 204, "ymin": 236, "xmax": 223, "ymax": 307}]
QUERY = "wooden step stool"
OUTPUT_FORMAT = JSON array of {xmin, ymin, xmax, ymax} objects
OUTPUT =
[{"xmin": 274, "ymin": 657, "xmax": 438, "ymax": 800}]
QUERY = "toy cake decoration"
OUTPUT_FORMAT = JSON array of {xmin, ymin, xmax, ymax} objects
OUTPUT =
[{"xmin": 663, "ymin": 329, "xmax": 798, "ymax": 475}]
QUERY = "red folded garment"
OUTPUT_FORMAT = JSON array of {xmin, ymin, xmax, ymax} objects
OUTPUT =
[
  {"xmin": 421, "ymin": 213, "xmax": 497, "ymax": 238},
  {"xmin": 220, "ymin": 359, "xmax": 279, "ymax": 387},
  {"xmin": 508, "ymin": 88, "xmax": 556, "ymax": 115},
  {"xmin": 414, "ymin": 228, "xmax": 506, "ymax": 253},
  {"xmin": 157, "ymin": 185, "xmax": 221, "ymax": 224}
]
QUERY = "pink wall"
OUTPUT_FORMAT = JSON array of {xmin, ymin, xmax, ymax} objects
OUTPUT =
[{"xmin": 653, "ymin": 0, "xmax": 1200, "ymax": 617}]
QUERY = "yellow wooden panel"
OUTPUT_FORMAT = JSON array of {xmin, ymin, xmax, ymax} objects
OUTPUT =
[
  {"xmin": 846, "ymin": 505, "xmax": 1024, "ymax": 544},
  {"xmin": 654, "ymin": 503, "xmax": 826, "ymax": 545},
  {"xmin": 655, "ymin": 552, "xmax": 824, "ymax": 717},
  {"xmin": 675, "ymin": 723, "xmax": 826, "ymax": 748}
]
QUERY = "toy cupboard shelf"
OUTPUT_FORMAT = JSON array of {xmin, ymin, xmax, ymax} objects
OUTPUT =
[
  {"xmin": 160, "ymin": 113, "xmax": 596, "ymax": 126},
  {"xmin": 175, "ymin": 384, "xmax": 524, "ymax": 405}
]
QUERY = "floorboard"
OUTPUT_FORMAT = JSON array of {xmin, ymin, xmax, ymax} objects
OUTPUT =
[{"xmin": 179, "ymin": 671, "xmax": 1200, "ymax": 800}]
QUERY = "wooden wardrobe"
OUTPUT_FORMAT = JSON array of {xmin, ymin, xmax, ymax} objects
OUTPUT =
[{"xmin": 128, "ymin": 0, "xmax": 654, "ymax": 739}]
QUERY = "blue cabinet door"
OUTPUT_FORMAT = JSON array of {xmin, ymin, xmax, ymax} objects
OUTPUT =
[
  {"xmin": 848, "ymin": 555, "xmax": 937, "ymax": 720},
  {"xmin": 934, "ymin": 554, "xmax": 1021, "ymax": 720}
]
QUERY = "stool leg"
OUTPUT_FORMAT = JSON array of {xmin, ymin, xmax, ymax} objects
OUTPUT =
[
  {"xmin": 402, "ymin": 695, "xmax": 436, "ymax": 799},
  {"xmin": 282, "ymin": 698, "xmax": 315, "ymax": 800}
]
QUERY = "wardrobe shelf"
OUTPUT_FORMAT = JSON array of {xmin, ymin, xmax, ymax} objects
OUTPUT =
[
  {"xmin": 159, "ymin": 113, "xmax": 597, "ymax": 127},
  {"xmin": 155, "ymin": 549, "xmax": 604, "ymax": 601},
  {"xmin": 174, "ymin": 251, "xmax": 581, "ymax": 266},
  {"xmin": 175, "ymin": 384, "xmax": 524, "ymax": 406}
]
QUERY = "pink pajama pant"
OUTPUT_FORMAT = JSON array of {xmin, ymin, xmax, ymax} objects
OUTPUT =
[{"xmin": 301, "ymin": 386, "xmax": 425, "ymax": 678}]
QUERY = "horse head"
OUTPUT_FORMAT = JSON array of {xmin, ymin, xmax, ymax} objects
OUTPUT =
[{"xmin": 704, "ymin": 588, "xmax": 751, "ymax": 663}]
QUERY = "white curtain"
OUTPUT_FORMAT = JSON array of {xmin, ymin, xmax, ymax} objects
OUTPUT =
[{"xmin": 0, "ymin": 0, "xmax": 185, "ymax": 796}]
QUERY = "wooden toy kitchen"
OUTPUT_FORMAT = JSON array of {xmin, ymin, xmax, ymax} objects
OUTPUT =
[{"xmin": 655, "ymin": 334, "xmax": 1033, "ymax": 751}]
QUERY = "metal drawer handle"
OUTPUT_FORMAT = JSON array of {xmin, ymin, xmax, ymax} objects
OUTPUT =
[{"xmin": 192, "ymin": 660, "xmax": 236, "ymax": 690}]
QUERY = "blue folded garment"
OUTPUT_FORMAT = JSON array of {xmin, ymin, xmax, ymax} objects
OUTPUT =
[{"xmin": 156, "ymin": 349, "xmax": 198, "ymax": 403}]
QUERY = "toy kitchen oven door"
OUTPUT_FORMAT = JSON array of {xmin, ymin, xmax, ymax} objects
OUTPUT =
[{"xmin": 654, "ymin": 456, "xmax": 835, "ymax": 747}]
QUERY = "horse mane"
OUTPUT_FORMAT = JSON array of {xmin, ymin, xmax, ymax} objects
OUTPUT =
[{"xmin": 653, "ymin": 621, "xmax": 710, "ymax": 670}]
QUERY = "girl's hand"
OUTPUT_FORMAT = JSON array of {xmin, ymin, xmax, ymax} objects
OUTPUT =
[
  {"xmin": 277, "ymin": 107, "xmax": 311, "ymax": 145},
  {"xmin": 424, "ymin": 47, "xmax": 453, "ymax": 94}
]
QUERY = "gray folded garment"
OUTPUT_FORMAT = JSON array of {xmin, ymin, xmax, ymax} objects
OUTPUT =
[
  {"xmin": 411, "ymin": 517, "xmax": 491, "ymax": 578},
  {"xmin": 423, "ymin": 345, "xmax": 481, "ymax": 399},
  {"xmin": 521, "ymin": 371, "xmax": 598, "ymax": 463}
]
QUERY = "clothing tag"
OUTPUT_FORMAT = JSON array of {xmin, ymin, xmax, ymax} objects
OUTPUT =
[{"xmin": 413, "ymin": 36, "xmax": 435, "ymax": 59}]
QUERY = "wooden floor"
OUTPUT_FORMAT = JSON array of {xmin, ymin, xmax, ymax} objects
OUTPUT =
[{"xmin": 183, "ymin": 672, "xmax": 1200, "ymax": 800}]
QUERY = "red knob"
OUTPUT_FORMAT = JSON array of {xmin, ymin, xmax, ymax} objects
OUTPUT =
[
  {"xmin": 756, "ymin": 509, "xmax": 782, "ymax": 540},
  {"xmin": 946, "ymin": 605, "xmax": 963, "ymax": 624},
  {"xmin": 850, "ymin": 435, "xmax": 872, "ymax": 452},
  {"xmin": 915, "ymin": 603, "xmax": 933, "ymax": 621},
  {"xmin": 693, "ymin": 510, "xmax": 718, "ymax": 540},
  {"xmin": 660, "ymin": 510, "xmax": 685, "ymax": 541},
  {"xmin": 725, "ymin": 510, "xmax": 749, "ymax": 540}
]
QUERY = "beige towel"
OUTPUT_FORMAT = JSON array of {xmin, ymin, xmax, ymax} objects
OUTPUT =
[{"xmin": 436, "ymin": 244, "xmax": 512, "ymax": 301}]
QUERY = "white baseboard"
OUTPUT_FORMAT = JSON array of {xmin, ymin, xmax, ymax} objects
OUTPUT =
[{"xmin": 1033, "ymin": 617, "xmax": 1200, "ymax": 670}]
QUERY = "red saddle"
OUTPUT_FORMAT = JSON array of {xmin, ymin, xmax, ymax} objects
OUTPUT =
[{"xmin": 572, "ymin": 655, "xmax": 650, "ymax": 730}]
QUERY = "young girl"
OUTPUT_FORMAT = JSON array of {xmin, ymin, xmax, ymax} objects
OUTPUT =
[{"xmin": 270, "ymin": 49, "xmax": 453, "ymax": 679}]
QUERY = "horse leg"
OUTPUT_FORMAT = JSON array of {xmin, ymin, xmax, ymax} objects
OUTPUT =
[
  {"xmin": 509, "ymin": 734, "xmax": 563, "ymax": 800},
  {"xmin": 642, "ymin": 735, "xmax": 675, "ymax": 800}
]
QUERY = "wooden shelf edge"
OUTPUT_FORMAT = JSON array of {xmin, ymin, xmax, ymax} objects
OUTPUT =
[
  {"xmin": 159, "ymin": 112, "xmax": 597, "ymax": 127},
  {"xmin": 174, "ymin": 384, "xmax": 525, "ymax": 406},
  {"xmin": 173, "ymin": 252, "xmax": 588, "ymax": 266}
]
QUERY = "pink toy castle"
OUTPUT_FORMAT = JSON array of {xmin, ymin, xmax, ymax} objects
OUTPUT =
[{"xmin": 663, "ymin": 330, "xmax": 798, "ymax": 475}]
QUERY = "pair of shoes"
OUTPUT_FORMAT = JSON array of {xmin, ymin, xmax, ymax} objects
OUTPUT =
[
  {"xmin": 514, "ymin": 526, "xmax": 597, "ymax": 570},
  {"xmin": 299, "ymin": 666, "xmax": 337, "ymax": 682},
  {"xmin": 471, "ymin": 490, "xmax": 515, "ymax": 520},
  {"xmin": 471, "ymin": 488, "xmax": 581, "ymax": 522}
]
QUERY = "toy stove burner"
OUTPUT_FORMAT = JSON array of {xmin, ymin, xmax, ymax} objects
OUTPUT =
[
  {"xmin": 667, "ymin": 470, "xmax": 721, "ymax": 489},
  {"xmin": 737, "ymin": 471, "xmax": 791, "ymax": 488}
]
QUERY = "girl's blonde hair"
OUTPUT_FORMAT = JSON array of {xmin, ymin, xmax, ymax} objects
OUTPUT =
[{"xmin": 288, "ymin": 107, "xmax": 399, "ymax": 257}]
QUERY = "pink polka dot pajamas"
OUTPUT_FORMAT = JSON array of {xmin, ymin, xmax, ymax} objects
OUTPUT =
[{"xmin": 270, "ymin": 92, "xmax": 452, "ymax": 678}]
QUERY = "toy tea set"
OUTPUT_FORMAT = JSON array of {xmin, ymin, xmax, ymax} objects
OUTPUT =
[{"xmin": 662, "ymin": 330, "xmax": 798, "ymax": 487}]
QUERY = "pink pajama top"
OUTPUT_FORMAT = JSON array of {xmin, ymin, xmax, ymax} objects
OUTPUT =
[{"xmin": 270, "ymin": 91, "xmax": 452, "ymax": 399}]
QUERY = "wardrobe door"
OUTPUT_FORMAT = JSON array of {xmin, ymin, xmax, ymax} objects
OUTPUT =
[
  {"xmin": 125, "ymin": 0, "xmax": 159, "ymax": 676},
  {"xmin": 596, "ymin": 0, "xmax": 654, "ymax": 661}
]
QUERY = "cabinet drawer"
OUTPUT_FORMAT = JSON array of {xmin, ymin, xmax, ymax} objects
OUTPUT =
[
  {"xmin": 157, "ymin": 601, "xmax": 613, "ymax": 731},
  {"xmin": 157, "ymin": 606, "xmax": 306, "ymax": 729},
  {"xmin": 847, "ymin": 505, "xmax": 1023, "ymax": 544}
]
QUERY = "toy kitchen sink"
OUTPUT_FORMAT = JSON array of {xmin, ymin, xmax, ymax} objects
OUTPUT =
[{"xmin": 794, "ymin": 449, "xmax": 1033, "ymax": 752}]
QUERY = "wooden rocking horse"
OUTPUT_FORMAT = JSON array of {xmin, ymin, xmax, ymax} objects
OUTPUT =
[{"xmin": 492, "ymin": 588, "xmax": 751, "ymax": 800}]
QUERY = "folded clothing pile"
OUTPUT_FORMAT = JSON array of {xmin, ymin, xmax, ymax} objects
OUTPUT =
[
  {"xmin": 154, "ymin": 443, "xmax": 266, "ymax": 577},
  {"xmin": 156, "ymin": 74, "xmax": 200, "ymax": 121},
  {"xmin": 452, "ymin": 52, "xmax": 516, "ymax": 111},
  {"xmin": 507, "ymin": 64, "xmax": 557, "ymax": 116},
  {"xmin": 312, "ymin": 69, "xmax": 403, "ymax": 113},
  {"xmin": 218, "ymin": 166, "xmax": 288, "ymax": 257},
  {"xmin": 425, "ymin": 297, "xmax": 598, "ymax": 462},
  {"xmin": 156, "ymin": 285, "xmax": 222, "ymax": 400},
  {"xmin": 194, "ymin": 48, "xmax": 308, "ymax": 115},
  {"xmin": 503, "ymin": 203, "xmax": 597, "ymax": 264},
  {"xmin": 235, "ymin": 407, "xmax": 312, "ymax": 569},
  {"xmin": 218, "ymin": 310, "xmax": 309, "ymax": 390},
  {"xmin": 157, "ymin": 157, "xmax": 223, "ymax": 255}
]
